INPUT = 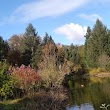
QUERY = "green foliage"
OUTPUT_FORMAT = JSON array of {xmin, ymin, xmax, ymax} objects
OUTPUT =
[
  {"xmin": 63, "ymin": 44, "xmax": 81, "ymax": 65},
  {"xmin": 0, "ymin": 62, "xmax": 16, "ymax": 100},
  {"xmin": 0, "ymin": 62, "xmax": 9, "ymax": 87},
  {"xmin": 84, "ymin": 19, "xmax": 109, "ymax": 68},
  {"xmin": 0, "ymin": 36, "xmax": 9, "ymax": 61},
  {"xmin": 19, "ymin": 23, "xmax": 41, "ymax": 66},
  {"xmin": 0, "ymin": 81, "xmax": 15, "ymax": 100}
]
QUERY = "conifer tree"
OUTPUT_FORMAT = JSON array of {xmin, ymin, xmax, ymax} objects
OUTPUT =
[
  {"xmin": 84, "ymin": 19, "xmax": 109, "ymax": 68},
  {"xmin": 21, "ymin": 23, "xmax": 41, "ymax": 66},
  {"xmin": 0, "ymin": 36, "xmax": 9, "ymax": 61}
]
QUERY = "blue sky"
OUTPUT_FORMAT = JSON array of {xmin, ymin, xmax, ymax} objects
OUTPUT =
[{"xmin": 0, "ymin": 0, "xmax": 110, "ymax": 45}]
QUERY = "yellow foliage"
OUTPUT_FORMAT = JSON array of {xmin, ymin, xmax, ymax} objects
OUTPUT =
[{"xmin": 89, "ymin": 67, "xmax": 105, "ymax": 75}]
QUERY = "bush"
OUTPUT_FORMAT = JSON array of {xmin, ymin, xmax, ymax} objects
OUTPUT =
[
  {"xmin": 39, "ymin": 62, "xmax": 64, "ymax": 90},
  {"xmin": 0, "ymin": 80, "xmax": 16, "ymax": 100},
  {"xmin": 0, "ymin": 62, "xmax": 16, "ymax": 100},
  {"xmin": 0, "ymin": 62, "xmax": 9, "ymax": 86},
  {"xmin": 98, "ymin": 54, "xmax": 110, "ymax": 69},
  {"xmin": 11, "ymin": 65, "xmax": 41, "ymax": 94}
]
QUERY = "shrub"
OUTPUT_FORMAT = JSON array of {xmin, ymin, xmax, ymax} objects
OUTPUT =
[
  {"xmin": 0, "ymin": 62, "xmax": 16, "ymax": 100},
  {"xmin": 0, "ymin": 62, "xmax": 9, "ymax": 87},
  {"xmin": 39, "ymin": 61, "xmax": 64, "ymax": 90},
  {"xmin": 11, "ymin": 65, "xmax": 41, "ymax": 94},
  {"xmin": 0, "ymin": 80, "xmax": 16, "ymax": 100},
  {"xmin": 98, "ymin": 54, "xmax": 110, "ymax": 69}
]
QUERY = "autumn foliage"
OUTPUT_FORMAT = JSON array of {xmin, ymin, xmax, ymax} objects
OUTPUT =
[{"xmin": 10, "ymin": 65, "xmax": 41, "ymax": 93}]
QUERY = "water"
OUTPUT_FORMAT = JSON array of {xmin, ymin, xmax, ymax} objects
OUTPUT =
[
  {"xmin": 66, "ymin": 76, "xmax": 110, "ymax": 110},
  {"xmin": 67, "ymin": 103, "xmax": 94, "ymax": 110}
]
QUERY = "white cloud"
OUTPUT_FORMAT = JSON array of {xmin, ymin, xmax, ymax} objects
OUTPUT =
[
  {"xmin": 79, "ymin": 14, "xmax": 102, "ymax": 22},
  {"xmin": 54, "ymin": 23, "xmax": 87, "ymax": 44},
  {"xmin": 15, "ymin": 0, "xmax": 91, "ymax": 22},
  {"xmin": 1, "ymin": 0, "xmax": 90, "ymax": 24}
]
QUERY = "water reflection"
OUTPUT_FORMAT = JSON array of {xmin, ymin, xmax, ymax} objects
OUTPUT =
[
  {"xmin": 67, "ymin": 77, "xmax": 110, "ymax": 110},
  {"xmin": 67, "ymin": 103, "xmax": 94, "ymax": 110}
]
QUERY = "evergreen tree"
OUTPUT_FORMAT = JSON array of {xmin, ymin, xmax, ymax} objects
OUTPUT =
[
  {"xmin": 21, "ymin": 23, "xmax": 41, "ymax": 66},
  {"xmin": 42, "ymin": 33, "xmax": 50, "ymax": 45},
  {"xmin": 107, "ymin": 30, "xmax": 110, "ymax": 55},
  {"xmin": 84, "ymin": 19, "xmax": 109, "ymax": 68},
  {"xmin": 92, "ymin": 19, "xmax": 108, "ymax": 55},
  {"xmin": 0, "ymin": 36, "xmax": 9, "ymax": 61},
  {"xmin": 84, "ymin": 26, "xmax": 94, "ymax": 67}
]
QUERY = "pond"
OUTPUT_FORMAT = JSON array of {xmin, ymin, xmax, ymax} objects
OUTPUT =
[{"xmin": 66, "ymin": 76, "xmax": 110, "ymax": 110}]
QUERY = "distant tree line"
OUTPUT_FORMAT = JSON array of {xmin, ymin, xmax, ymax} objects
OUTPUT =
[
  {"xmin": 0, "ymin": 23, "xmax": 83, "ymax": 72},
  {"xmin": 1, "ymin": 19, "xmax": 110, "ymax": 71}
]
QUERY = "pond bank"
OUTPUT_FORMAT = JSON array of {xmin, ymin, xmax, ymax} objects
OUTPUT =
[
  {"xmin": 0, "ymin": 87, "xmax": 69, "ymax": 110},
  {"xmin": 90, "ymin": 72, "xmax": 110, "ymax": 78}
]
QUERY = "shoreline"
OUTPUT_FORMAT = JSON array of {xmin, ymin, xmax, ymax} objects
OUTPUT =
[
  {"xmin": 0, "ymin": 87, "xmax": 69, "ymax": 110},
  {"xmin": 90, "ymin": 72, "xmax": 110, "ymax": 78}
]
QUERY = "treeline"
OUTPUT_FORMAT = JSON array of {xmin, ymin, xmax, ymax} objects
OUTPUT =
[
  {"xmin": 0, "ymin": 23, "xmax": 84, "ymax": 72},
  {"xmin": 0, "ymin": 23, "xmax": 84, "ymax": 100},
  {"xmin": 1, "ymin": 19, "xmax": 110, "ymax": 70}
]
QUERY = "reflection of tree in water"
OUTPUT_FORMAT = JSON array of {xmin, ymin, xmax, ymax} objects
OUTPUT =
[
  {"xmin": 62, "ymin": 66, "xmax": 90, "ymax": 89},
  {"xmin": 66, "ymin": 77, "xmax": 110, "ymax": 110}
]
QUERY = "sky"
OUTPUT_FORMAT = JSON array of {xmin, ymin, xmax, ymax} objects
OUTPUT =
[{"xmin": 0, "ymin": 0, "xmax": 110, "ymax": 45}]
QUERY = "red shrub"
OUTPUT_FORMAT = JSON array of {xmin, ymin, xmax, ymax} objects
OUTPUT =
[{"xmin": 10, "ymin": 65, "xmax": 41, "ymax": 91}]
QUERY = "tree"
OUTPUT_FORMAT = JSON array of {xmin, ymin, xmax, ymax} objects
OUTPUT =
[
  {"xmin": 56, "ymin": 44, "xmax": 65, "ymax": 69},
  {"xmin": 98, "ymin": 54, "xmax": 110, "ymax": 68},
  {"xmin": 7, "ymin": 50, "xmax": 22, "ymax": 66},
  {"xmin": 8, "ymin": 34, "xmax": 23, "ymax": 51},
  {"xmin": 92, "ymin": 19, "xmax": 108, "ymax": 55},
  {"xmin": 21, "ymin": 23, "xmax": 41, "ymax": 66},
  {"xmin": 84, "ymin": 26, "xmax": 94, "ymax": 67},
  {"xmin": 42, "ymin": 33, "xmax": 50, "ymax": 45},
  {"xmin": 69, "ymin": 45, "xmax": 80, "ymax": 65},
  {"xmin": 63, "ymin": 44, "xmax": 81, "ymax": 65},
  {"xmin": 0, "ymin": 36, "xmax": 9, "ymax": 61},
  {"xmin": 40, "ymin": 33, "xmax": 58, "ymax": 69},
  {"xmin": 107, "ymin": 30, "xmax": 110, "ymax": 56},
  {"xmin": 8, "ymin": 35, "xmax": 23, "ymax": 66},
  {"xmin": 84, "ymin": 19, "xmax": 108, "ymax": 68}
]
